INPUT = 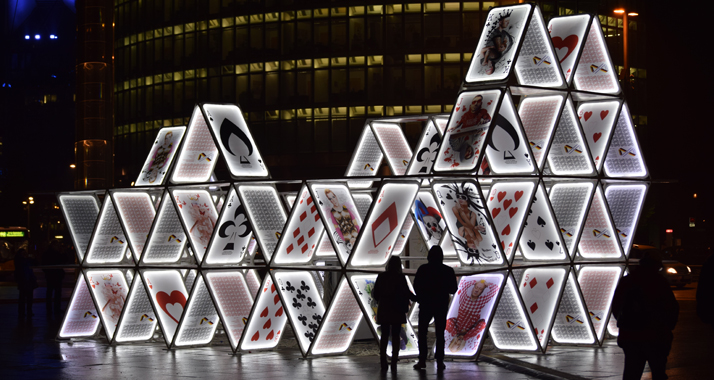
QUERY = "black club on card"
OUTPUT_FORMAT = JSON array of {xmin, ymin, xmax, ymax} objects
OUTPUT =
[
  {"xmin": 285, "ymin": 281, "xmax": 296, "ymax": 292},
  {"xmin": 306, "ymin": 297, "xmax": 316, "ymax": 308},
  {"xmin": 304, "ymin": 331, "xmax": 315, "ymax": 341},
  {"xmin": 296, "ymin": 289, "xmax": 306, "ymax": 300},
  {"xmin": 300, "ymin": 281, "xmax": 310, "ymax": 292},
  {"xmin": 298, "ymin": 314, "xmax": 308, "ymax": 326},
  {"xmin": 292, "ymin": 298, "xmax": 302, "ymax": 309},
  {"xmin": 308, "ymin": 322, "xmax": 318, "ymax": 331},
  {"xmin": 312, "ymin": 314, "xmax": 322, "ymax": 323}
]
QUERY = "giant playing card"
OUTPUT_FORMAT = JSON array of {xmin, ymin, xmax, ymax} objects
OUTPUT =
[
  {"xmin": 86, "ymin": 269, "xmax": 129, "ymax": 341},
  {"xmin": 371, "ymin": 122, "xmax": 413, "ymax": 176},
  {"xmin": 577, "ymin": 100, "xmax": 620, "ymax": 171},
  {"xmin": 205, "ymin": 271, "xmax": 254, "ymax": 351},
  {"xmin": 578, "ymin": 185, "xmax": 623, "ymax": 260},
  {"xmin": 548, "ymin": 14, "xmax": 590, "ymax": 84},
  {"xmin": 136, "ymin": 126, "xmax": 185, "ymax": 186},
  {"xmin": 485, "ymin": 93, "xmax": 536, "ymax": 174},
  {"xmin": 112, "ymin": 191, "xmax": 156, "ymax": 262},
  {"xmin": 513, "ymin": 6, "xmax": 564, "ymax": 88},
  {"xmin": 141, "ymin": 191, "xmax": 189, "ymax": 264},
  {"xmin": 240, "ymin": 276, "xmax": 288, "ymax": 351},
  {"xmin": 518, "ymin": 183, "xmax": 567, "ymax": 261},
  {"xmin": 142, "ymin": 270, "xmax": 189, "ymax": 346},
  {"xmin": 273, "ymin": 270, "xmax": 326, "ymax": 354},
  {"xmin": 237, "ymin": 185, "xmax": 287, "ymax": 262},
  {"xmin": 58, "ymin": 277, "xmax": 101, "ymax": 338},
  {"xmin": 58, "ymin": 194, "xmax": 101, "ymax": 262},
  {"xmin": 517, "ymin": 95, "xmax": 564, "ymax": 171},
  {"xmin": 310, "ymin": 276, "xmax": 363, "ymax": 355},
  {"xmin": 272, "ymin": 184, "xmax": 324, "ymax": 265},
  {"xmin": 115, "ymin": 276, "xmax": 158, "ymax": 343},
  {"xmin": 551, "ymin": 270, "xmax": 595, "ymax": 344},
  {"xmin": 171, "ymin": 106, "xmax": 220, "ymax": 183},
  {"xmin": 174, "ymin": 275, "xmax": 220, "ymax": 346},
  {"xmin": 489, "ymin": 274, "xmax": 538, "ymax": 351},
  {"xmin": 517, "ymin": 267, "xmax": 566, "ymax": 348},
  {"xmin": 85, "ymin": 195, "xmax": 129, "ymax": 265},
  {"xmin": 204, "ymin": 186, "xmax": 253, "ymax": 265},
  {"xmin": 573, "ymin": 17, "xmax": 620, "ymax": 94},
  {"xmin": 578, "ymin": 266, "xmax": 622, "ymax": 342},
  {"xmin": 172, "ymin": 190, "xmax": 218, "ymax": 263},
  {"xmin": 486, "ymin": 180, "xmax": 536, "ymax": 263},
  {"xmin": 310, "ymin": 183, "xmax": 362, "ymax": 265}
]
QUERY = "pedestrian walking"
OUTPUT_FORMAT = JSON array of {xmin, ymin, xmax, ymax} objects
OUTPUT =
[{"xmin": 413, "ymin": 246, "xmax": 457, "ymax": 370}]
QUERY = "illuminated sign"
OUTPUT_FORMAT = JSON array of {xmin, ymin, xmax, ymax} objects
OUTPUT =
[{"xmin": 0, "ymin": 231, "xmax": 25, "ymax": 237}]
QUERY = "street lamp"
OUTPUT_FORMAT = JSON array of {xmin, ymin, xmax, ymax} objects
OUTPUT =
[
  {"xmin": 613, "ymin": 9, "xmax": 638, "ymax": 83},
  {"xmin": 22, "ymin": 197, "xmax": 34, "ymax": 235}
]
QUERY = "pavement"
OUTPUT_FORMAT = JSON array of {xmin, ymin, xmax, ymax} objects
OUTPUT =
[{"xmin": 0, "ymin": 281, "xmax": 709, "ymax": 380}]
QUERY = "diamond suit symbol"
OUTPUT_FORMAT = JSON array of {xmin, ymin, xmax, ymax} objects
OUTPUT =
[{"xmin": 372, "ymin": 202, "xmax": 398, "ymax": 247}]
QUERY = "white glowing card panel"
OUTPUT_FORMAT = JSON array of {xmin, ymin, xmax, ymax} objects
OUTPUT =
[
  {"xmin": 487, "ymin": 181, "xmax": 536, "ymax": 262},
  {"xmin": 444, "ymin": 274, "xmax": 503, "ymax": 357},
  {"xmin": 549, "ymin": 181, "xmax": 594, "ymax": 257},
  {"xmin": 578, "ymin": 266, "xmax": 621, "ymax": 342},
  {"xmin": 58, "ymin": 194, "xmax": 100, "ymax": 262},
  {"xmin": 349, "ymin": 181, "xmax": 419, "ymax": 267},
  {"xmin": 172, "ymin": 190, "xmax": 218, "ymax": 263},
  {"xmin": 406, "ymin": 120, "xmax": 442, "ymax": 176},
  {"xmin": 577, "ymin": 101, "xmax": 620, "ymax": 171},
  {"xmin": 86, "ymin": 196, "xmax": 129, "ymax": 264},
  {"xmin": 240, "ymin": 276, "xmax": 287, "ymax": 350},
  {"xmin": 465, "ymin": 4, "xmax": 532, "ymax": 83},
  {"xmin": 518, "ymin": 267, "xmax": 566, "ymax": 347},
  {"xmin": 517, "ymin": 95, "xmax": 563, "ymax": 170},
  {"xmin": 513, "ymin": 6, "xmax": 564, "ymax": 87},
  {"xmin": 578, "ymin": 186, "xmax": 623, "ymax": 259},
  {"xmin": 184, "ymin": 269, "xmax": 198, "ymax": 293},
  {"xmin": 136, "ymin": 126, "xmax": 186, "ymax": 186},
  {"xmin": 350, "ymin": 274, "xmax": 419, "ymax": 357},
  {"xmin": 604, "ymin": 104, "xmax": 647, "ymax": 178},
  {"xmin": 201, "ymin": 104, "xmax": 269, "ymax": 178},
  {"xmin": 604, "ymin": 184, "xmax": 647, "ymax": 258},
  {"xmin": 573, "ymin": 18, "xmax": 620, "ymax": 94},
  {"xmin": 548, "ymin": 14, "xmax": 590, "ymax": 84},
  {"xmin": 112, "ymin": 192, "xmax": 156, "ymax": 262},
  {"xmin": 174, "ymin": 276, "xmax": 220, "ymax": 346},
  {"xmin": 435, "ymin": 90, "xmax": 502, "ymax": 172},
  {"xmin": 245, "ymin": 269, "xmax": 261, "ymax": 297},
  {"xmin": 272, "ymin": 185, "xmax": 323, "ymax": 265},
  {"xmin": 413, "ymin": 191, "xmax": 447, "ymax": 249},
  {"xmin": 518, "ymin": 183, "xmax": 567, "ymax": 261},
  {"xmin": 142, "ymin": 270, "xmax": 189, "ymax": 346},
  {"xmin": 273, "ymin": 271, "xmax": 325, "ymax": 354},
  {"xmin": 310, "ymin": 277, "xmax": 363, "ymax": 355},
  {"xmin": 142, "ymin": 193, "xmax": 188, "ymax": 264},
  {"xmin": 392, "ymin": 217, "xmax": 413, "ymax": 256},
  {"xmin": 205, "ymin": 271, "xmax": 254, "ymax": 350},
  {"xmin": 85, "ymin": 270, "xmax": 129, "ymax": 340},
  {"xmin": 115, "ymin": 278, "xmax": 158, "ymax": 343},
  {"xmin": 315, "ymin": 192, "xmax": 371, "ymax": 258},
  {"xmin": 489, "ymin": 275, "xmax": 538, "ymax": 350},
  {"xmin": 551, "ymin": 272, "xmax": 595, "ymax": 344},
  {"xmin": 237, "ymin": 185, "xmax": 287, "ymax": 262},
  {"xmin": 346, "ymin": 126, "xmax": 382, "ymax": 188},
  {"xmin": 433, "ymin": 181, "xmax": 503, "ymax": 265},
  {"xmin": 485, "ymin": 94, "xmax": 536, "ymax": 174},
  {"xmin": 371, "ymin": 122, "xmax": 412, "ymax": 175},
  {"xmin": 205, "ymin": 187, "xmax": 253, "ymax": 265},
  {"xmin": 171, "ymin": 106, "xmax": 220, "ymax": 183},
  {"xmin": 546, "ymin": 98, "xmax": 595, "ymax": 175},
  {"xmin": 59, "ymin": 278, "xmax": 101, "ymax": 338},
  {"xmin": 310, "ymin": 183, "xmax": 363, "ymax": 264}
]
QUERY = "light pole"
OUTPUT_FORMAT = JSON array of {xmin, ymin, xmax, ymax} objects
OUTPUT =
[
  {"xmin": 614, "ymin": 9, "xmax": 638, "ymax": 84},
  {"xmin": 22, "ymin": 197, "xmax": 34, "ymax": 237}
]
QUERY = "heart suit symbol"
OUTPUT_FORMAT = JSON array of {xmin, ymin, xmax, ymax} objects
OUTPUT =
[
  {"xmin": 492, "ymin": 208, "xmax": 501, "ymax": 218},
  {"xmin": 551, "ymin": 35, "xmax": 579, "ymax": 63},
  {"xmin": 584, "ymin": 111, "xmax": 593, "ymax": 121},
  {"xmin": 593, "ymin": 132, "xmax": 602, "ymax": 143},
  {"xmin": 600, "ymin": 110, "xmax": 609, "ymax": 120},
  {"xmin": 156, "ymin": 290, "xmax": 187, "ymax": 324}
]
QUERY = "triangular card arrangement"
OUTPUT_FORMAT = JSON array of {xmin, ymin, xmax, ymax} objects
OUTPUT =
[
  {"xmin": 516, "ymin": 266, "xmax": 568, "ymax": 351},
  {"xmin": 548, "ymin": 180, "xmax": 596, "ymax": 258},
  {"xmin": 577, "ymin": 184, "xmax": 624, "ymax": 260},
  {"xmin": 577, "ymin": 265, "xmax": 623, "ymax": 344},
  {"xmin": 135, "ymin": 126, "xmax": 186, "ymax": 186},
  {"xmin": 551, "ymin": 268, "xmax": 596, "ymax": 345},
  {"xmin": 518, "ymin": 182, "xmax": 568, "ymax": 261},
  {"xmin": 57, "ymin": 193, "xmax": 101, "ymax": 262},
  {"xmin": 603, "ymin": 182, "xmax": 648, "ymax": 259},
  {"xmin": 204, "ymin": 271, "xmax": 255, "ymax": 353}
]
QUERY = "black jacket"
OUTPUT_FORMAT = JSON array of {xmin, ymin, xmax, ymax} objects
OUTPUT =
[
  {"xmin": 414, "ymin": 252, "xmax": 457, "ymax": 309},
  {"xmin": 373, "ymin": 271, "xmax": 415, "ymax": 325}
]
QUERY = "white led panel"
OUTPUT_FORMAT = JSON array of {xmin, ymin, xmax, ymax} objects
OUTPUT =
[
  {"xmin": 345, "ymin": 126, "xmax": 382, "ymax": 189},
  {"xmin": 142, "ymin": 270, "xmax": 189, "ymax": 347},
  {"xmin": 115, "ymin": 277, "xmax": 158, "ymax": 343},
  {"xmin": 273, "ymin": 271, "xmax": 326, "ymax": 354},
  {"xmin": 240, "ymin": 276, "xmax": 287, "ymax": 351},
  {"xmin": 174, "ymin": 275, "xmax": 220, "ymax": 347},
  {"xmin": 517, "ymin": 267, "xmax": 567, "ymax": 348},
  {"xmin": 313, "ymin": 190, "xmax": 372, "ymax": 259},
  {"xmin": 551, "ymin": 270, "xmax": 596, "ymax": 345},
  {"xmin": 201, "ymin": 103, "xmax": 269, "ymax": 178},
  {"xmin": 577, "ymin": 100, "xmax": 621, "ymax": 171},
  {"xmin": 444, "ymin": 273, "xmax": 504, "ymax": 357},
  {"xmin": 58, "ymin": 194, "xmax": 100, "ymax": 262},
  {"xmin": 546, "ymin": 98, "xmax": 595, "ymax": 176},
  {"xmin": 578, "ymin": 266, "xmax": 622, "ymax": 343},
  {"xmin": 85, "ymin": 269, "xmax": 130, "ymax": 341},
  {"xmin": 172, "ymin": 189, "xmax": 219, "ymax": 263},
  {"xmin": 237, "ymin": 185, "xmax": 287, "ymax": 262},
  {"xmin": 604, "ymin": 103, "xmax": 648, "ymax": 178},
  {"xmin": 171, "ymin": 106, "xmax": 220, "ymax": 183},
  {"xmin": 309, "ymin": 183, "xmax": 363, "ymax": 264},
  {"xmin": 406, "ymin": 119, "xmax": 443, "ymax": 176},
  {"xmin": 514, "ymin": 6, "xmax": 565, "ymax": 88},
  {"xmin": 549, "ymin": 181, "xmax": 594, "ymax": 257},
  {"xmin": 370, "ymin": 122, "xmax": 413, "ymax": 175},
  {"xmin": 465, "ymin": 4, "xmax": 532, "ymax": 83},
  {"xmin": 310, "ymin": 276, "xmax": 363, "ymax": 355},
  {"xmin": 434, "ymin": 90, "xmax": 502, "ymax": 172},
  {"xmin": 607, "ymin": 314, "xmax": 619, "ymax": 337},
  {"xmin": 485, "ymin": 93, "xmax": 537, "ymax": 174},
  {"xmin": 113, "ymin": 192, "xmax": 156, "ymax": 262},
  {"xmin": 604, "ymin": 183, "xmax": 648, "ymax": 259},
  {"xmin": 489, "ymin": 274, "xmax": 538, "ymax": 351},
  {"xmin": 204, "ymin": 187, "xmax": 253, "ymax": 265},
  {"xmin": 433, "ymin": 181, "xmax": 504, "ymax": 265},
  {"xmin": 391, "ymin": 217, "xmax": 413, "ymax": 256},
  {"xmin": 245, "ymin": 269, "xmax": 261, "ymax": 298},
  {"xmin": 136, "ymin": 126, "xmax": 186, "ymax": 186},
  {"xmin": 141, "ymin": 191, "xmax": 189, "ymax": 264},
  {"xmin": 204, "ymin": 271, "xmax": 254, "ymax": 351},
  {"xmin": 578, "ymin": 186, "xmax": 623, "ymax": 260},
  {"xmin": 573, "ymin": 17, "xmax": 620, "ymax": 94},
  {"xmin": 349, "ymin": 181, "xmax": 419, "ymax": 267},
  {"xmin": 86, "ymin": 196, "xmax": 129, "ymax": 264},
  {"xmin": 272, "ymin": 185, "xmax": 324, "ymax": 265},
  {"xmin": 517, "ymin": 95, "xmax": 564, "ymax": 170},
  {"xmin": 486, "ymin": 180, "xmax": 536, "ymax": 262},
  {"xmin": 518, "ymin": 183, "xmax": 567, "ymax": 261},
  {"xmin": 548, "ymin": 14, "xmax": 590, "ymax": 85},
  {"xmin": 58, "ymin": 277, "xmax": 101, "ymax": 338}
]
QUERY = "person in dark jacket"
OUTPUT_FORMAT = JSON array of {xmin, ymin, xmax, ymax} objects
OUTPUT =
[
  {"xmin": 14, "ymin": 248, "xmax": 38, "ymax": 318},
  {"xmin": 373, "ymin": 256, "xmax": 416, "ymax": 371},
  {"xmin": 412, "ymin": 246, "xmax": 458, "ymax": 370},
  {"xmin": 612, "ymin": 250, "xmax": 679, "ymax": 380},
  {"xmin": 42, "ymin": 240, "xmax": 66, "ymax": 314}
]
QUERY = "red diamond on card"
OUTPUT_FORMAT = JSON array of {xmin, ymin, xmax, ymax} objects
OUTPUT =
[
  {"xmin": 546, "ymin": 278, "xmax": 554, "ymax": 289},
  {"xmin": 298, "ymin": 236, "xmax": 304, "ymax": 245},
  {"xmin": 314, "ymin": 213, "xmax": 320, "ymax": 222},
  {"xmin": 371, "ymin": 202, "xmax": 398, "ymax": 247},
  {"xmin": 530, "ymin": 302, "xmax": 538, "ymax": 313},
  {"xmin": 286, "ymin": 244, "xmax": 294, "ymax": 254},
  {"xmin": 300, "ymin": 211, "xmax": 307, "ymax": 222},
  {"xmin": 301, "ymin": 244, "xmax": 308, "ymax": 253},
  {"xmin": 529, "ymin": 278, "xmax": 537, "ymax": 289},
  {"xmin": 293, "ymin": 227, "xmax": 301, "ymax": 238},
  {"xmin": 308, "ymin": 227, "xmax": 315, "ymax": 238},
  {"xmin": 310, "ymin": 205, "xmax": 317, "ymax": 214},
  {"xmin": 307, "ymin": 197, "xmax": 313, "ymax": 205}
]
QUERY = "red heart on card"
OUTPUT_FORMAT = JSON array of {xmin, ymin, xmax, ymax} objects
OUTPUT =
[
  {"xmin": 600, "ymin": 110, "xmax": 609, "ymax": 120},
  {"xmin": 497, "ymin": 191, "xmax": 507, "ymax": 202},
  {"xmin": 251, "ymin": 331, "xmax": 260, "ymax": 341},
  {"xmin": 275, "ymin": 306, "xmax": 284, "ymax": 317},
  {"xmin": 551, "ymin": 35, "xmax": 578, "ymax": 63},
  {"xmin": 501, "ymin": 225, "xmax": 511, "ymax": 235},
  {"xmin": 501, "ymin": 241, "xmax": 505, "ymax": 250},
  {"xmin": 274, "ymin": 294, "xmax": 281, "ymax": 305},
  {"xmin": 492, "ymin": 208, "xmax": 501, "ymax": 218},
  {"xmin": 509, "ymin": 242, "xmax": 513, "ymax": 247},
  {"xmin": 455, "ymin": 106, "xmax": 460, "ymax": 111},
  {"xmin": 156, "ymin": 290, "xmax": 187, "ymax": 325},
  {"xmin": 503, "ymin": 199, "xmax": 512, "ymax": 209},
  {"xmin": 266, "ymin": 330, "xmax": 274, "ymax": 340},
  {"xmin": 509, "ymin": 207, "xmax": 518, "ymax": 218},
  {"xmin": 263, "ymin": 319, "xmax": 271, "ymax": 329},
  {"xmin": 584, "ymin": 111, "xmax": 593, "ymax": 121},
  {"xmin": 260, "ymin": 307, "xmax": 269, "ymax": 318},
  {"xmin": 514, "ymin": 191, "xmax": 524, "ymax": 202},
  {"xmin": 593, "ymin": 132, "xmax": 602, "ymax": 143}
]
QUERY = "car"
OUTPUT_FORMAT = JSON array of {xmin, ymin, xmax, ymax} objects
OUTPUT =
[{"xmin": 629, "ymin": 244, "xmax": 692, "ymax": 288}]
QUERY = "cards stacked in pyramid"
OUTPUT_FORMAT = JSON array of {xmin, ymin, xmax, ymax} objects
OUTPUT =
[{"xmin": 57, "ymin": 4, "xmax": 647, "ymax": 359}]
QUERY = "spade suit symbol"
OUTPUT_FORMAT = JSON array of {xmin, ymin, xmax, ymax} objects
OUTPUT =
[
  {"xmin": 545, "ymin": 240, "xmax": 554, "ymax": 250},
  {"xmin": 220, "ymin": 117, "xmax": 254, "ymax": 157},
  {"xmin": 537, "ymin": 216, "xmax": 546, "ymax": 227},
  {"xmin": 527, "ymin": 240, "xmax": 536, "ymax": 250}
]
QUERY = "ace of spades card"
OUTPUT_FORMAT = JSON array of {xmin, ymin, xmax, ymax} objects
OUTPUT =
[
  {"xmin": 272, "ymin": 185, "xmax": 324, "ymax": 265},
  {"xmin": 518, "ymin": 184, "xmax": 566, "ymax": 261},
  {"xmin": 518, "ymin": 268, "xmax": 566, "ymax": 347},
  {"xmin": 143, "ymin": 270, "xmax": 189, "ymax": 345},
  {"xmin": 310, "ymin": 184, "xmax": 362, "ymax": 265},
  {"xmin": 547, "ymin": 14, "xmax": 589, "ymax": 84},
  {"xmin": 273, "ymin": 271, "xmax": 325, "ymax": 354},
  {"xmin": 434, "ymin": 181, "xmax": 502, "ymax": 265},
  {"xmin": 486, "ymin": 181, "xmax": 535, "ymax": 262},
  {"xmin": 136, "ymin": 126, "xmax": 186, "ymax": 186},
  {"xmin": 201, "ymin": 104, "xmax": 269, "ymax": 178},
  {"xmin": 86, "ymin": 270, "xmax": 129, "ymax": 339},
  {"xmin": 241, "ymin": 276, "xmax": 287, "ymax": 350},
  {"xmin": 172, "ymin": 190, "xmax": 219, "ymax": 263},
  {"xmin": 204, "ymin": 187, "xmax": 253, "ymax": 265}
]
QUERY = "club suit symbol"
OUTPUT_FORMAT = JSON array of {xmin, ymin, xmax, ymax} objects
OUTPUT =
[{"xmin": 220, "ymin": 117, "xmax": 254, "ymax": 164}]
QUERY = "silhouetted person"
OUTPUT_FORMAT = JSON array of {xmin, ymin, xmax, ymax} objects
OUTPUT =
[
  {"xmin": 413, "ymin": 246, "xmax": 457, "ymax": 370},
  {"xmin": 42, "ymin": 240, "xmax": 65, "ymax": 314},
  {"xmin": 372, "ymin": 256, "xmax": 416, "ymax": 371},
  {"xmin": 14, "ymin": 248, "xmax": 37, "ymax": 318},
  {"xmin": 612, "ymin": 251, "xmax": 679, "ymax": 380},
  {"xmin": 697, "ymin": 253, "xmax": 714, "ymax": 328}
]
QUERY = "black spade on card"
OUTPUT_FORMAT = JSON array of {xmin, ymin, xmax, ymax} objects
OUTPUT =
[
  {"xmin": 545, "ymin": 240, "xmax": 554, "ymax": 251},
  {"xmin": 298, "ymin": 314, "xmax": 307, "ymax": 326},
  {"xmin": 527, "ymin": 240, "xmax": 536, "ymax": 250},
  {"xmin": 220, "ymin": 117, "xmax": 254, "ymax": 157},
  {"xmin": 319, "ymin": 200, "xmax": 324, "ymax": 206},
  {"xmin": 441, "ymin": 200, "xmax": 446, "ymax": 206},
  {"xmin": 537, "ymin": 216, "xmax": 546, "ymax": 227},
  {"xmin": 492, "ymin": 244, "xmax": 497, "ymax": 250}
]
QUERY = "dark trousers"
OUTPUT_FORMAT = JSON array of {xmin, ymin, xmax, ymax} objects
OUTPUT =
[
  {"xmin": 418, "ymin": 304, "xmax": 447, "ymax": 362},
  {"xmin": 621, "ymin": 341, "xmax": 671, "ymax": 380},
  {"xmin": 46, "ymin": 282, "xmax": 62, "ymax": 311},
  {"xmin": 18, "ymin": 287, "xmax": 34, "ymax": 316},
  {"xmin": 380, "ymin": 323, "xmax": 402, "ymax": 364}
]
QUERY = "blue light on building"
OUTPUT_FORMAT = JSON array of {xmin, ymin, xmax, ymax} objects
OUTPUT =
[{"xmin": 34, "ymin": 34, "xmax": 41, "ymax": 40}]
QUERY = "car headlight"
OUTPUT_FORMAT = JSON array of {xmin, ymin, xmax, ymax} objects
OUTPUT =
[
  {"xmin": 666, "ymin": 268, "xmax": 677, "ymax": 274},
  {"xmin": 687, "ymin": 266, "xmax": 692, "ymax": 273}
]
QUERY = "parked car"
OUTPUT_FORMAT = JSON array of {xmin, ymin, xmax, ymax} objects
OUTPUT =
[{"xmin": 630, "ymin": 244, "xmax": 692, "ymax": 288}]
